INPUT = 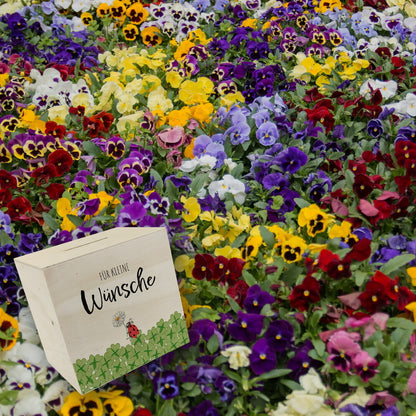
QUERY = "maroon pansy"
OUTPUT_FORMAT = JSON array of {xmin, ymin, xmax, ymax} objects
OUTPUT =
[
  {"xmin": 192, "ymin": 253, "xmax": 215, "ymax": 281},
  {"xmin": 289, "ymin": 276, "xmax": 321, "ymax": 312}
]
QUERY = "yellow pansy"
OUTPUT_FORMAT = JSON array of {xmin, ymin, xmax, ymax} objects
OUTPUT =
[
  {"xmin": 174, "ymin": 39, "xmax": 196, "ymax": 61},
  {"xmin": 220, "ymin": 92, "xmax": 245, "ymax": 108},
  {"xmin": 328, "ymin": 221, "xmax": 352, "ymax": 240},
  {"xmin": 48, "ymin": 105, "xmax": 69, "ymax": 125},
  {"xmin": 321, "ymin": 56, "xmax": 337, "ymax": 75},
  {"xmin": 190, "ymin": 103, "xmax": 214, "ymax": 124},
  {"xmin": 175, "ymin": 255, "xmax": 195, "ymax": 278},
  {"xmin": 406, "ymin": 302, "xmax": 416, "ymax": 323},
  {"xmin": 0, "ymin": 73, "xmax": 9, "ymax": 87},
  {"xmin": 307, "ymin": 243, "xmax": 328, "ymax": 254},
  {"xmin": 147, "ymin": 86, "xmax": 173, "ymax": 113},
  {"xmin": 407, "ymin": 267, "xmax": 416, "ymax": 286},
  {"xmin": 281, "ymin": 236, "xmax": 307, "ymax": 263},
  {"xmin": 116, "ymin": 111, "xmax": 144, "ymax": 134},
  {"xmin": 199, "ymin": 211, "xmax": 225, "ymax": 231},
  {"xmin": 298, "ymin": 204, "xmax": 334, "ymax": 237},
  {"xmin": 241, "ymin": 18, "xmax": 257, "ymax": 28},
  {"xmin": 242, "ymin": 234, "xmax": 263, "ymax": 261},
  {"xmin": 167, "ymin": 108, "xmax": 193, "ymax": 127},
  {"xmin": 0, "ymin": 308, "xmax": 19, "ymax": 351},
  {"xmin": 290, "ymin": 64, "xmax": 311, "ymax": 83},
  {"xmin": 139, "ymin": 74, "xmax": 162, "ymax": 94},
  {"xmin": 89, "ymin": 191, "xmax": 120, "ymax": 214},
  {"xmin": 166, "ymin": 70, "xmax": 183, "ymax": 88},
  {"xmin": 202, "ymin": 233, "xmax": 223, "ymax": 249},
  {"xmin": 56, "ymin": 197, "xmax": 79, "ymax": 232},
  {"xmin": 184, "ymin": 138, "xmax": 195, "ymax": 159},
  {"xmin": 301, "ymin": 56, "xmax": 323, "ymax": 76},
  {"xmin": 19, "ymin": 108, "xmax": 46, "ymax": 132},
  {"xmin": 188, "ymin": 29, "xmax": 209, "ymax": 45},
  {"xmin": 99, "ymin": 390, "xmax": 133, "ymax": 416},
  {"xmin": 61, "ymin": 391, "xmax": 103, "ymax": 416},
  {"xmin": 214, "ymin": 245, "xmax": 243, "ymax": 259},
  {"xmin": 179, "ymin": 77, "xmax": 214, "ymax": 105},
  {"xmin": 181, "ymin": 196, "xmax": 201, "ymax": 222}
]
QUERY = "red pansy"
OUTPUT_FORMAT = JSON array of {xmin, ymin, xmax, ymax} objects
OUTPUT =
[
  {"xmin": 358, "ymin": 280, "xmax": 390, "ymax": 313},
  {"xmin": 227, "ymin": 280, "xmax": 249, "ymax": 307},
  {"xmin": 31, "ymin": 163, "xmax": 58, "ymax": 185},
  {"xmin": 192, "ymin": 253, "xmax": 215, "ymax": 280},
  {"xmin": 47, "ymin": 149, "xmax": 73, "ymax": 176},
  {"xmin": 0, "ymin": 170, "xmax": 17, "ymax": 190},
  {"xmin": 46, "ymin": 183, "xmax": 65, "ymax": 200},
  {"xmin": 289, "ymin": 276, "xmax": 321, "ymax": 312},
  {"xmin": 7, "ymin": 196, "xmax": 32, "ymax": 220}
]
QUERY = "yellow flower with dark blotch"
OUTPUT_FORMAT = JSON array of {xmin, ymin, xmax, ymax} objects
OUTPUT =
[
  {"xmin": 328, "ymin": 221, "xmax": 358, "ymax": 246},
  {"xmin": 23, "ymin": 139, "xmax": 47, "ymax": 159},
  {"xmin": 122, "ymin": 23, "xmax": 139, "ymax": 41},
  {"xmin": 96, "ymin": 3, "xmax": 111, "ymax": 18},
  {"xmin": 181, "ymin": 196, "xmax": 201, "ymax": 223},
  {"xmin": 0, "ymin": 116, "xmax": 19, "ymax": 133},
  {"xmin": 281, "ymin": 236, "xmax": 307, "ymax": 263},
  {"xmin": 99, "ymin": 390, "xmax": 134, "ymax": 416},
  {"xmin": 141, "ymin": 26, "xmax": 162, "ymax": 47},
  {"xmin": 242, "ymin": 234, "xmax": 263, "ymax": 261},
  {"xmin": 174, "ymin": 39, "xmax": 196, "ymax": 61},
  {"xmin": 298, "ymin": 204, "xmax": 333, "ymax": 237},
  {"xmin": 126, "ymin": 2, "xmax": 148, "ymax": 25},
  {"xmin": 0, "ymin": 141, "xmax": 12, "ymax": 163},
  {"xmin": 110, "ymin": 0, "xmax": 126, "ymax": 19},
  {"xmin": 80, "ymin": 12, "xmax": 93, "ymax": 25},
  {"xmin": 61, "ymin": 391, "xmax": 103, "ymax": 416},
  {"xmin": 0, "ymin": 308, "xmax": 19, "ymax": 351}
]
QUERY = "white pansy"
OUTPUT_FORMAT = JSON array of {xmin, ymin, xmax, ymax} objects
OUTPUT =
[
  {"xmin": 72, "ymin": 0, "xmax": 92, "ymax": 12},
  {"xmin": 42, "ymin": 380, "xmax": 71, "ymax": 411},
  {"xmin": 223, "ymin": 158, "xmax": 238, "ymax": 172},
  {"xmin": 359, "ymin": 79, "xmax": 398, "ymax": 100},
  {"xmin": 298, "ymin": 368, "xmax": 326, "ymax": 394},
  {"xmin": 405, "ymin": 93, "xmax": 416, "ymax": 116},
  {"xmin": 337, "ymin": 386, "xmax": 371, "ymax": 409},
  {"xmin": 18, "ymin": 308, "xmax": 40, "ymax": 344},
  {"xmin": 221, "ymin": 345, "xmax": 252, "ymax": 370},
  {"xmin": 5, "ymin": 365, "xmax": 36, "ymax": 391},
  {"xmin": 12, "ymin": 390, "xmax": 47, "ymax": 416},
  {"xmin": 3, "ymin": 342, "xmax": 48, "ymax": 370},
  {"xmin": 208, "ymin": 174, "xmax": 246, "ymax": 204},
  {"xmin": 180, "ymin": 159, "xmax": 200, "ymax": 173},
  {"xmin": 54, "ymin": 0, "xmax": 72, "ymax": 8}
]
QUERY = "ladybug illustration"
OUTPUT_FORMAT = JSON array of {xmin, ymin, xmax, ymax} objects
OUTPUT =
[{"xmin": 126, "ymin": 320, "xmax": 140, "ymax": 338}]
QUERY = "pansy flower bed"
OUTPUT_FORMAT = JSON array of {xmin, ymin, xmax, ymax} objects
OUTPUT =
[{"xmin": 2, "ymin": 0, "xmax": 416, "ymax": 414}]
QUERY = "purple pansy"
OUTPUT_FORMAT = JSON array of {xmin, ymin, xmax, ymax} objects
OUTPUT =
[
  {"xmin": 243, "ymin": 284, "xmax": 275, "ymax": 314},
  {"xmin": 249, "ymin": 338, "xmax": 277, "ymax": 375},
  {"xmin": 227, "ymin": 311, "xmax": 264, "ymax": 342},
  {"xmin": 264, "ymin": 320, "xmax": 294, "ymax": 352},
  {"xmin": 273, "ymin": 146, "xmax": 308, "ymax": 174}
]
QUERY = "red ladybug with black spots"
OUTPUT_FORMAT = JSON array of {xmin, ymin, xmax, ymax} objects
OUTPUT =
[{"xmin": 126, "ymin": 320, "xmax": 139, "ymax": 338}]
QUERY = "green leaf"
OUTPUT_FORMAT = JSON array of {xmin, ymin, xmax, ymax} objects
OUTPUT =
[
  {"xmin": 207, "ymin": 334, "xmax": 219, "ymax": 354},
  {"xmin": 82, "ymin": 141, "xmax": 103, "ymax": 157},
  {"xmin": 259, "ymin": 225, "xmax": 275, "ymax": 249},
  {"xmin": 190, "ymin": 173, "xmax": 208, "ymax": 195},
  {"xmin": 158, "ymin": 400, "xmax": 176, "ymax": 416},
  {"xmin": 66, "ymin": 214, "xmax": 84, "ymax": 227},
  {"xmin": 242, "ymin": 270, "xmax": 257, "ymax": 286},
  {"xmin": 387, "ymin": 317, "xmax": 416, "ymax": 332},
  {"xmin": 0, "ymin": 390, "xmax": 18, "ymax": 406},
  {"xmin": 250, "ymin": 368, "xmax": 292, "ymax": 384},
  {"xmin": 377, "ymin": 360, "xmax": 395, "ymax": 379},
  {"xmin": 294, "ymin": 198, "xmax": 310, "ymax": 208},
  {"xmin": 165, "ymin": 179, "xmax": 179, "ymax": 201},
  {"xmin": 0, "ymin": 231, "xmax": 13, "ymax": 246},
  {"xmin": 380, "ymin": 254, "xmax": 416, "ymax": 275}
]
